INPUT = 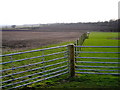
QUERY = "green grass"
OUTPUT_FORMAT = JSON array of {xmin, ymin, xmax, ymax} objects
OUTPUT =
[
  {"xmin": 2, "ymin": 32, "xmax": 120, "ymax": 89},
  {"xmin": 88, "ymin": 32, "xmax": 119, "ymax": 39},
  {"xmin": 48, "ymin": 74, "xmax": 119, "ymax": 88},
  {"xmin": 76, "ymin": 32, "xmax": 119, "ymax": 75},
  {"xmin": 80, "ymin": 32, "xmax": 119, "ymax": 59},
  {"xmin": 2, "ymin": 41, "xmax": 74, "ymax": 89},
  {"xmin": 48, "ymin": 32, "xmax": 120, "ymax": 88}
]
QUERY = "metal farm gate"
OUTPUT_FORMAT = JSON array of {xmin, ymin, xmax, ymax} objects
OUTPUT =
[
  {"xmin": 1, "ymin": 44, "xmax": 120, "ymax": 89},
  {"xmin": 74, "ymin": 46, "xmax": 120, "ymax": 75},
  {"xmin": 1, "ymin": 45, "xmax": 69, "ymax": 89}
]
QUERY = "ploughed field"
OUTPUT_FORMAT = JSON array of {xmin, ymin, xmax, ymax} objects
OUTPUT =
[{"xmin": 2, "ymin": 31, "xmax": 82, "ymax": 53}]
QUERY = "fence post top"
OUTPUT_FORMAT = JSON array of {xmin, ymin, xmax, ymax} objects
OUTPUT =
[{"xmin": 68, "ymin": 44, "xmax": 74, "ymax": 46}]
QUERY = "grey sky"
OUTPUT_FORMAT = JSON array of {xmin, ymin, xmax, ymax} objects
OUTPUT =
[{"xmin": 0, "ymin": 0, "xmax": 119, "ymax": 25}]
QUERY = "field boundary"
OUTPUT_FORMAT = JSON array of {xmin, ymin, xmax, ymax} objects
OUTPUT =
[
  {"xmin": 74, "ymin": 45, "xmax": 120, "ymax": 75},
  {"xmin": 1, "ymin": 45, "xmax": 69, "ymax": 89},
  {"xmin": 1, "ymin": 32, "xmax": 120, "ymax": 89}
]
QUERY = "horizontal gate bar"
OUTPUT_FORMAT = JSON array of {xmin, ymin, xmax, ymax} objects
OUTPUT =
[
  {"xmin": 75, "ymin": 46, "xmax": 120, "ymax": 48},
  {"xmin": 76, "ymin": 69, "xmax": 120, "ymax": 71},
  {"xmin": 75, "ymin": 72, "xmax": 120, "ymax": 75},
  {"xmin": 76, "ymin": 57, "xmax": 120, "ymax": 59},
  {"xmin": 9, "ymin": 71, "xmax": 69, "ymax": 89},
  {"xmin": 12, "ymin": 71, "xmax": 68, "ymax": 89},
  {"xmin": 1, "ymin": 45, "xmax": 68, "ymax": 57},
  {"xmin": 2, "ymin": 68, "xmax": 68, "ymax": 88},
  {"xmin": 76, "ymin": 61, "xmax": 120, "ymax": 64},
  {"xmin": 76, "ymin": 51, "xmax": 120, "ymax": 54},
  {"xmin": 1, "ymin": 60, "xmax": 68, "ymax": 78},
  {"xmin": 1, "ymin": 51, "xmax": 67, "ymax": 65},
  {"xmin": 1, "ymin": 57, "xmax": 67, "ymax": 72},
  {"xmin": 1, "ymin": 55, "xmax": 43, "ymax": 65},
  {"xmin": 76, "ymin": 65, "xmax": 120, "ymax": 68},
  {"xmin": 2, "ymin": 65, "xmax": 68, "ymax": 84}
]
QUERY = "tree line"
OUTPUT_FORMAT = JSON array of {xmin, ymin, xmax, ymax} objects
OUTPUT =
[{"xmin": 2, "ymin": 19, "xmax": 120, "ymax": 32}]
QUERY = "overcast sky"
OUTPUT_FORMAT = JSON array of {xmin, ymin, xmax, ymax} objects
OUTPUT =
[{"xmin": 0, "ymin": 0, "xmax": 119, "ymax": 25}]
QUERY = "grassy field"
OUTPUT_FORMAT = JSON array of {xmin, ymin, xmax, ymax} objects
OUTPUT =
[
  {"xmin": 2, "ymin": 32, "xmax": 120, "ymax": 89},
  {"xmin": 47, "ymin": 32, "xmax": 120, "ymax": 88},
  {"xmin": 80, "ymin": 32, "xmax": 119, "ymax": 59}
]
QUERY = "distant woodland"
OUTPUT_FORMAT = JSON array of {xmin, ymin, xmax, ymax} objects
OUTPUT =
[{"xmin": 2, "ymin": 19, "xmax": 120, "ymax": 32}]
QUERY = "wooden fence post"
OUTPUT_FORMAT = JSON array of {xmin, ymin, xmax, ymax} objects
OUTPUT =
[{"xmin": 68, "ymin": 44, "xmax": 75, "ymax": 77}]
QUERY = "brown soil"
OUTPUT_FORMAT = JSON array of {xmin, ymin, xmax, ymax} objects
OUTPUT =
[{"xmin": 2, "ymin": 31, "xmax": 82, "ymax": 52}]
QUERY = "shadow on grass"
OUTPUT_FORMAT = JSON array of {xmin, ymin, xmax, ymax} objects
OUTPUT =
[{"xmin": 18, "ymin": 74, "xmax": 120, "ymax": 89}]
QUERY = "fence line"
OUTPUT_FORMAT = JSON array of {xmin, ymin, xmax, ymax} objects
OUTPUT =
[
  {"xmin": 1, "ymin": 32, "xmax": 89, "ymax": 89},
  {"xmin": 75, "ymin": 46, "xmax": 120, "ymax": 48},
  {"xmin": 76, "ymin": 61, "xmax": 120, "ymax": 64},
  {"xmin": 76, "ymin": 57, "xmax": 120, "ymax": 59},
  {"xmin": 76, "ymin": 65, "xmax": 120, "ymax": 68},
  {"xmin": 1, "ymin": 45, "xmax": 69, "ymax": 89},
  {"xmin": 75, "ymin": 72, "xmax": 120, "ymax": 75},
  {"xmin": 75, "ymin": 45, "xmax": 120, "ymax": 76},
  {"xmin": 1, "ymin": 65, "xmax": 68, "ymax": 84},
  {"xmin": 76, "ymin": 69, "xmax": 120, "ymax": 71},
  {"xmin": 73, "ymin": 33, "xmax": 120, "ymax": 76},
  {"xmin": 1, "ymin": 45, "xmax": 68, "ymax": 57},
  {"xmin": 1, "ymin": 51, "xmax": 67, "ymax": 65},
  {"xmin": 1, "ymin": 32, "xmax": 120, "ymax": 89},
  {"xmin": 76, "ymin": 51, "xmax": 120, "ymax": 53}
]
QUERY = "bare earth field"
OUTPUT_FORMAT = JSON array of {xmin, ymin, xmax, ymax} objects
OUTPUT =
[{"xmin": 2, "ymin": 31, "xmax": 82, "ymax": 53}]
